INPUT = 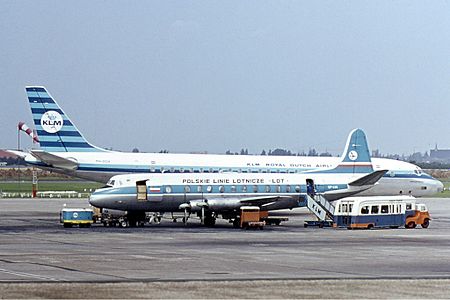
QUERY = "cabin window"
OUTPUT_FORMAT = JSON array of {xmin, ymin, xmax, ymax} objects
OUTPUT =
[
  {"xmin": 150, "ymin": 168, "xmax": 155, "ymax": 173},
  {"xmin": 361, "ymin": 206, "xmax": 369, "ymax": 214},
  {"xmin": 381, "ymin": 205, "xmax": 388, "ymax": 214},
  {"xmin": 421, "ymin": 186, "xmax": 427, "ymax": 190},
  {"xmin": 276, "ymin": 185, "xmax": 281, "ymax": 193},
  {"xmin": 253, "ymin": 185, "xmax": 258, "ymax": 193},
  {"xmin": 170, "ymin": 167, "xmax": 174, "ymax": 173},
  {"xmin": 242, "ymin": 185, "xmax": 247, "ymax": 193},
  {"xmin": 184, "ymin": 186, "xmax": 191, "ymax": 193},
  {"xmin": 371, "ymin": 205, "xmax": 379, "ymax": 214},
  {"xmin": 165, "ymin": 186, "xmax": 172, "ymax": 194},
  {"xmin": 265, "ymin": 185, "xmax": 271, "ymax": 193},
  {"xmin": 295, "ymin": 185, "xmax": 301, "ymax": 193},
  {"xmin": 231, "ymin": 185, "xmax": 237, "ymax": 193},
  {"xmin": 406, "ymin": 203, "xmax": 412, "ymax": 210},
  {"xmin": 180, "ymin": 168, "xmax": 185, "ymax": 173},
  {"xmin": 219, "ymin": 186, "xmax": 225, "ymax": 193},
  {"xmin": 200, "ymin": 168, "xmax": 204, "ymax": 173},
  {"xmin": 160, "ymin": 167, "xmax": 165, "ymax": 173},
  {"xmin": 286, "ymin": 185, "xmax": 291, "ymax": 193},
  {"xmin": 207, "ymin": 185, "xmax": 213, "ymax": 193},
  {"xmin": 197, "ymin": 185, "xmax": 202, "ymax": 193}
]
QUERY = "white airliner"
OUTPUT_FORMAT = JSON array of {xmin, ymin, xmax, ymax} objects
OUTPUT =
[
  {"xmin": 89, "ymin": 135, "xmax": 388, "ymax": 227},
  {"xmin": 11, "ymin": 86, "xmax": 443, "ymax": 197}
]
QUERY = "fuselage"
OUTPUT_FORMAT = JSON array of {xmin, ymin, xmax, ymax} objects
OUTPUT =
[
  {"xmin": 89, "ymin": 171, "xmax": 377, "ymax": 212},
  {"xmin": 24, "ymin": 151, "xmax": 443, "ymax": 197}
]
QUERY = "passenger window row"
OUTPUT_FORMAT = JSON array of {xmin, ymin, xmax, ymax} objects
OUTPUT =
[{"xmin": 162, "ymin": 185, "xmax": 304, "ymax": 194}]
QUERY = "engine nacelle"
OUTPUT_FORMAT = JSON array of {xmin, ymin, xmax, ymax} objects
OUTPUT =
[{"xmin": 188, "ymin": 198, "xmax": 242, "ymax": 212}]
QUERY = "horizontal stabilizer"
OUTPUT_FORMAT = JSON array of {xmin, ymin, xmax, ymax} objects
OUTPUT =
[
  {"xmin": 30, "ymin": 150, "xmax": 78, "ymax": 170},
  {"xmin": 3, "ymin": 150, "xmax": 29, "ymax": 159},
  {"xmin": 348, "ymin": 170, "xmax": 388, "ymax": 186}
]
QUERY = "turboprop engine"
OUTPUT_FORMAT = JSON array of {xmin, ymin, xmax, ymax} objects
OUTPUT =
[{"xmin": 186, "ymin": 199, "xmax": 242, "ymax": 212}]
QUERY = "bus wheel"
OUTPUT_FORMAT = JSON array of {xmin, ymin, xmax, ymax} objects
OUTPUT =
[
  {"xmin": 421, "ymin": 219, "xmax": 430, "ymax": 228},
  {"xmin": 406, "ymin": 221, "xmax": 416, "ymax": 229}
]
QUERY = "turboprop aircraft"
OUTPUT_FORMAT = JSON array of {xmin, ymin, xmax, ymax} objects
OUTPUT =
[
  {"xmin": 89, "ymin": 129, "xmax": 387, "ymax": 226},
  {"xmin": 12, "ymin": 86, "xmax": 443, "ymax": 197}
]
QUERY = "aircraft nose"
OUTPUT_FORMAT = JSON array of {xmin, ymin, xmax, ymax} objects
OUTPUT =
[
  {"xmin": 436, "ymin": 180, "xmax": 444, "ymax": 193},
  {"xmin": 89, "ymin": 192, "xmax": 106, "ymax": 208}
]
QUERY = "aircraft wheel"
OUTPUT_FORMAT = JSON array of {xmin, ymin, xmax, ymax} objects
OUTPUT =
[{"xmin": 421, "ymin": 219, "xmax": 430, "ymax": 228}]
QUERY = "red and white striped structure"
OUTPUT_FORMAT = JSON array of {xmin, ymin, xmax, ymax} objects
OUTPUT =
[{"xmin": 18, "ymin": 122, "xmax": 39, "ymax": 144}]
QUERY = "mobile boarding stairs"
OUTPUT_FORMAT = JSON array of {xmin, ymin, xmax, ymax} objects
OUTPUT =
[{"xmin": 305, "ymin": 193, "xmax": 335, "ymax": 224}]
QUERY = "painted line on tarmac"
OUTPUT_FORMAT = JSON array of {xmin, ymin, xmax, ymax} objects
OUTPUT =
[{"xmin": 0, "ymin": 268, "xmax": 60, "ymax": 282}]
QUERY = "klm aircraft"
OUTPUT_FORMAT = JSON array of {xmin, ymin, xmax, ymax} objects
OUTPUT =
[
  {"xmin": 89, "ymin": 132, "xmax": 387, "ymax": 226},
  {"xmin": 13, "ymin": 86, "xmax": 443, "ymax": 197}
]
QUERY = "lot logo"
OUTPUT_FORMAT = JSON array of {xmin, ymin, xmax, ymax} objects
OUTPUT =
[
  {"xmin": 348, "ymin": 150, "xmax": 358, "ymax": 161},
  {"xmin": 41, "ymin": 111, "xmax": 63, "ymax": 133}
]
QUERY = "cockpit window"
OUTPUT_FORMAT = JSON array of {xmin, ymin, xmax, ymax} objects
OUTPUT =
[
  {"xmin": 108, "ymin": 180, "xmax": 115, "ymax": 186},
  {"xmin": 415, "ymin": 168, "xmax": 423, "ymax": 176}
]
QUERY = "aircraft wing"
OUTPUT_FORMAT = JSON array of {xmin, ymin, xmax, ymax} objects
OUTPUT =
[
  {"xmin": 348, "ymin": 170, "xmax": 388, "ymax": 186},
  {"xmin": 238, "ymin": 195, "xmax": 294, "ymax": 206},
  {"xmin": 30, "ymin": 150, "xmax": 78, "ymax": 170}
]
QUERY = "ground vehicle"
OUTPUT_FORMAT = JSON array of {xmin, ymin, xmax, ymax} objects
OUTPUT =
[
  {"xmin": 259, "ymin": 211, "xmax": 288, "ymax": 226},
  {"xmin": 239, "ymin": 206, "xmax": 265, "ymax": 230},
  {"xmin": 405, "ymin": 203, "xmax": 431, "ymax": 228},
  {"xmin": 333, "ymin": 196, "xmax": 430, "ymax": 229},
  {"xmin": 60, "ymin": 208, "xmax": 93, "ymax": 228}
]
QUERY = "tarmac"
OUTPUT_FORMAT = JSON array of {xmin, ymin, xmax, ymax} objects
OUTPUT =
[{"xmin": 0, "ymin": 197, "xmax": 450, "ymax": 298}]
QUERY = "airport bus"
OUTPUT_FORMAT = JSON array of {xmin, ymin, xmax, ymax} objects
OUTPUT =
[{"xmin": 333, "ymin": 196, "xmax": 430, "ymax": 229}]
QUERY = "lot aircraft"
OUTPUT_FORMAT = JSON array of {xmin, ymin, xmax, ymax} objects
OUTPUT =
[
  {"xmin": 10, "ymin": 86, "xmax": 443, "ymax": 197},
  {"xmin": 89, "ymin": 131, "xmax": 387, "ymax": 226}
]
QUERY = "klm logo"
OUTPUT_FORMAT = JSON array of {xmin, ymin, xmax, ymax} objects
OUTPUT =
[
  {"xmin": 41, "ymin": 111, "xmax": 63, "ymax": 133},
  {"xmin": 42, "ymin": 119, "xmax": 62, "ymax": 126}
]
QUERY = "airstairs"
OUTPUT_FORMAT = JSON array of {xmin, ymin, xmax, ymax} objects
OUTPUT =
[{"xmin": 306, "ymin": 194, "xmax": 335, "ymax": 221}]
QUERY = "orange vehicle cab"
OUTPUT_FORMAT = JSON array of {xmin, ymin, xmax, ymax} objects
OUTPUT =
[{"xmin": 405, "ymin": 203, "xmax": 431, "ymax": 229}]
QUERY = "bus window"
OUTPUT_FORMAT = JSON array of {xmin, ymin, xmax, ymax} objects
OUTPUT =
[
  {"xmin": 381, "ymin": 205, "xmax": 388, "ymax": 214},
  {"xmin": 342, "ymin": 204, "xmax": 347, "ymax": 213},
  {"xmin": 371, "ymin": 205, "xmax": 379, "ymax": 214},
  {"xmin": 361, "ymin": 206, "xmax": 369, "ymax": 214}
]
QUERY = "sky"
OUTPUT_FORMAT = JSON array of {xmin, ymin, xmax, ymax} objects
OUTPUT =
[{"xmin": 1, "ymin": 1, "xmax": 449, "ymax": 156}]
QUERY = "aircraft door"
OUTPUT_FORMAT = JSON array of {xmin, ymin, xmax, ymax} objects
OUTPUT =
[
  {"xmin": 136, "ymin": 180, "xmax": 147, "ymax": 201},
  {"xmin": 306, "ymin": 179, "xmax": 315, "ymax": 196}
]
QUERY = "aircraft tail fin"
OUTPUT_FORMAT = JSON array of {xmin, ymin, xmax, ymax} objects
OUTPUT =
[
  {"xmin": 26, "ymin": 86, "xmax": 108, "ymax": 152},
  {"xmin": 333, "ymin": 128, "xmax": 373, "ymax": 173},
  {"xmin": 309, "ymin": 128, "xmax": 373, "ymax": 174}
]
